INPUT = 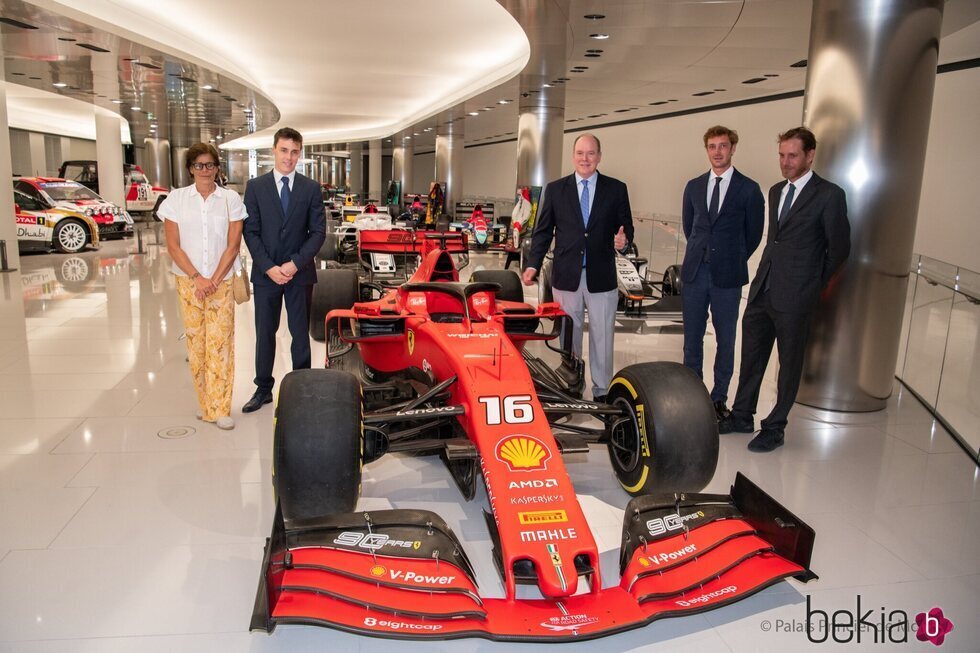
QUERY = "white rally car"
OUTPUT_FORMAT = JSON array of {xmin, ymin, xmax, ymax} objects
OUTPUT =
[
  {"xmin": 13, "ymin": 188, "xmax": 100, "ymax": 253},
  {"xmin": 14, "ymin": 177, "xmax": 133, "ymax": 240}
]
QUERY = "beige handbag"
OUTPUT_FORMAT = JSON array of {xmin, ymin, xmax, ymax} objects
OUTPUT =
[{"xmin": 232, "ymin": 255, "xmax": 250, "ymax": 304}]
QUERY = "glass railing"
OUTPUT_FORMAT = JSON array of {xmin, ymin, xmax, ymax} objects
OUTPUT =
[{"xmin": 896, "ymin": 255, "xmax": 980, "ymax": 462}]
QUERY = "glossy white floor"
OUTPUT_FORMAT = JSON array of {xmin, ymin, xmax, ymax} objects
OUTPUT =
[{"xmin": 0, "ymin": 236, "xmax": 977, "ymax": 652}]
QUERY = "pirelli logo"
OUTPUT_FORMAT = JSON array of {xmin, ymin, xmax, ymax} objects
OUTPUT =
[{"xmin": 518, "ymin": 509, "xmax": 568, "ymax": 525}]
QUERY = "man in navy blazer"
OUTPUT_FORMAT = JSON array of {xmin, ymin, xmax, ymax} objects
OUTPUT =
[
  {"xmin": 242, "ymin": 127, "xmax": 326, "ymax": 412},
  {"xmin": 523, "ymin": 133, "xmax": 634, "ymax": 400},
  {"xmin": 681, "ymin": 126, "xmax": 765, "ymax": 421},
  {"xmin": 720, "ymin": 127, "xmax": 850, "ymax": 452}
]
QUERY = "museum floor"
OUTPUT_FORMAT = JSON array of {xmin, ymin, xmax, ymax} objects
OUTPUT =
[{"xmin": 0, "ymin": 235, "xmax": 976, "ymax": 652}]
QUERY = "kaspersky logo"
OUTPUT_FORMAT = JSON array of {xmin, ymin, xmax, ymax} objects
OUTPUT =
[{"xmin": 495, "ymin": 435, "xmax": 551, "ymax": 471}]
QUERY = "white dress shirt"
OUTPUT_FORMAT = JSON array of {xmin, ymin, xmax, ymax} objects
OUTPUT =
[
  {"xmin": 777, "ymin": 169, "xmax": 813, "ymax": 218},
  {"xmin": 158, "ymin": 184, "xmax": 247, "ymax": 279},
  {"xmin": 705, "ymin": 165, "xmax": 735, "ymax": 211}
]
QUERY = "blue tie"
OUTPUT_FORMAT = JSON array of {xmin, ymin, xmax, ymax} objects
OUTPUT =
[
  {"xmin": 280, "ymin": 176, "xmax": 291, "ymax": 216},
  {"xmin": 580, "ymin": 179, "xmax": 590, "ymax": 267},
  {"xmin": 580, "ymin": 179, "xmax": 590, "ymax": 225}
]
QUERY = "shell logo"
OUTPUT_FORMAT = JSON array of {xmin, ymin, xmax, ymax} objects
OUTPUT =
[
  {"xmin": 638, "ymin": 558, "xmax": 651, "ymax": 568},
  {"xmin": 369, "ymin": 565, "xmax": 387, "ymax": 577},
  {"xmin": 495, "ymin": 435, "xmax": 551, "ymax": 472}
]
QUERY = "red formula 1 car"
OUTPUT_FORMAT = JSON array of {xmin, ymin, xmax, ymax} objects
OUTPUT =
[{"xmin": 252, "ymin": 233, "xmax": 816, "ymax": 642}]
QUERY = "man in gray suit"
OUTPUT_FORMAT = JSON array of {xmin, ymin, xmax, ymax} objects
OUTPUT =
[
  {"xmin": 720, "ymin": 127, "xmax": 850, "ymax": 452},
  {"xmin": 242, "ymin": 127, "xmax": 326, "ymax": 412}
]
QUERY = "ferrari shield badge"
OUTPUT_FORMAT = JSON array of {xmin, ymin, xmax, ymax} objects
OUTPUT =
[{"xmin": 407, "ymin": 329, "xmax": 415, "ymax": 355}]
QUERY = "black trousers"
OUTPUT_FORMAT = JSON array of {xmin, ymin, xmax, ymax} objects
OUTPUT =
[
  {"xmin": 731, "ymin": 290, "xmax": 812, "ymax": 432},
  {"xmin": 253, "ymin": 281, "xmax": 313, "ymax": 392}
]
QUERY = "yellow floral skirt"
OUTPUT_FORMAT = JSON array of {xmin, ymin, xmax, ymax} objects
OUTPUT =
[{"xmin": 176, "ymin": 277, "xmax": 235, "ymax": 421}]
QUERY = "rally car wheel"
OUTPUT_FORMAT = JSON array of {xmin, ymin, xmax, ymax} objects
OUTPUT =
[
  {"xmin": 274, "ymin": 369, "xmax": 362, "ymax": 522},
  {"xmin": 606, "ymin": 362, "xmax": 717, "ymax": 495},
  {"xmin": 310, "ymin": 268, "xmax": 358, "ymax": 342},
  {"xmin": 470, "ymin": 269, "xmax": 524, "ymax": 303},
  {"xmin": 151, "ymin": 195, "xmax": 165, "ymax": 221},
  {"xmin": 54, "ymin": 219, "xmax": 88, "ymax": 253}
]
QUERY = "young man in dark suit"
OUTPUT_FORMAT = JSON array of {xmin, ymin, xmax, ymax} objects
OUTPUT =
[
  {"xmin": 242, "ymin": 127, "xmax": 326, "ymax": 412},
  {"xmin": 720, "ymin": 127, "xmax": 850, "ymax": 451},
  {"xmin": 522, "ymin": 133, "xmax": 634, "ymax": 401},
  {"xmin": 680, "ymin": 126, "xmax": 765, "ymax": 421}
]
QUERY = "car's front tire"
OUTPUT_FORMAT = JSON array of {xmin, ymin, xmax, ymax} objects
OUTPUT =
[
  {"xmin": 273, "ymin": 369, "xmax": 362, "ymax": 523},
  {"xmin": 606, "ymin": 362, "xmax": 718, "ymax": 495},
  {"xmin": 309, "ymin": 268, "xmax": 358, "ymax": 342},
  {"xmin": 53, "ymin": 219, "xmax": 88, "ymax": 253}
]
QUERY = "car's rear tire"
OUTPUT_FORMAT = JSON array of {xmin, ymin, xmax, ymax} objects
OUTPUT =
[
  {"xmin": 606, "ymin": 362, "xmax": 718, "ymax": 495},
  {"xmin": 663, "ymin": 264, "xmax": 683, "ymax": 296},
  {"xmin": 274, "ymin": 369, "xmax": 362, "ymax": 522},
  {"xmin": 537, "ymin": 257, "xmax": 554, "ymax": 305},
  {"xmin": 310, "ymin": 268, "xmax": 358, "ymax": 342},
  {"xmin": 317, "ymin": 220, "xmax": 339, "ymax": 263},
  {"xmin": 53, "ymin": 219, "xmax": 88, "ymax": 253},
  {"xmin": 470, "ymin": 269, "xmax": 524, "ymax": 303}
]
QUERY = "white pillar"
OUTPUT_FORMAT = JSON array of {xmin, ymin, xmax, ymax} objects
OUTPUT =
[
  {"xmin": 28, "ymin": 132, "xmax": 46, "ymax": 177},
  {"xmin": 0, "ymin": 53, "xmax": 19, "ymax": 270},
  {"xmin": 368, "ymin": 139, "xmax": 382, "ymax": 201},
  {"xmin": 95, "ymin": 112, "xmax": 125, "ymax": 206}
]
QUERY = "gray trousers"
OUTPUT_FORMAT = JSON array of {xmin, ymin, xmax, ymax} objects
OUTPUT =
[{"xmin": 553, "ymin": 268, "xmax": 619, "ymax": 398}]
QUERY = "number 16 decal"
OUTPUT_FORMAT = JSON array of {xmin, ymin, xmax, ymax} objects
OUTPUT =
[{"xmin": 479, "ymin": 395, "xmax": 534, "ymax": 425}]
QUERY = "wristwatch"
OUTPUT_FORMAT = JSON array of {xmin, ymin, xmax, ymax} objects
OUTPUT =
[{"xmin": 190, "ymin": 272, "xmax": 201, "ymax": 280}]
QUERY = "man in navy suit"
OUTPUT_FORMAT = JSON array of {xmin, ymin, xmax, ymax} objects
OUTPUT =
[
  {"xmin": 522, "ymin": 133, "xmax": 634, "ymax": 400},
  {"xmin": 720, "ymin": 127, "xmax": 850, "ymax": 452},
  {"xmin": 242, "ymin": 127, "xmax": 326, "ymax": 412},
  {"xmin": 680, "ymin": 126, "xmax": 765, "ymax": 421}
]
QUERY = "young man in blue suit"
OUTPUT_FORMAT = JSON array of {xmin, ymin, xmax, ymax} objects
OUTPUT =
[
  {"xmin": 522, "ymin": 133, "xmax": 633, "ymax": 401},
  {"xmin": 242, "ymin": 127, "xmax": 326, "ymax": 412},
  {"xmin": 680, "ymin": 126, "xmax": 765, "ymax": 421}
]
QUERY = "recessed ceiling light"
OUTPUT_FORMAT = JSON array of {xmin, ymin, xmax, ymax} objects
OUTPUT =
[
  {"xmin": 111, "ymin": 99, "xmax": 123, "ymax": 104},
  {"xmin": 29, "ymin": 76, "xmax": 41, "ymax": 80},
  {"xmin": 404, "ymin": 136, "xmax": 411, "ymax": 140},
  {"xmin": 585, "ymin": 53, "xmax": 601, "ymax": 58},
  {"xmin": 584, "ymin": 14, "xmax": 605, "ymax": 20},
  {"xmin": 58, "ymin": 37, "xmax": 76, "ymax": 42},
  {"xmin": 413, "ymin": 132, "xmax": 420, "ymax": 136},
  {"xmin": 76, "ymin": 43, "xmax": 110, "ymax": 53},
  {"xmin": 202, "ymin": 85, "xmax": 213, "ymax": 90},
  {"xmin": 468, "ymin": 111, "xmax": 479, "ymax": 116},
  {"xmin": 52, "ymin": 82, "xmax": 67, "ymax": 88},
  {"xmin": 589, "ymin": 33, "xmax": 610, "ymax": 40},
  {"xmin": 131, "ymin": 106, "xmax": 141, "ymax": 111},
  {"xmin": 497, "ymin": 99, "xmax": 511, "ymax": 104},
  {"xmin": 791, "ymin": 59, "xmax": 808, "ymax": 68},
  {"xmin": 543, "ymin": 84, "xmax": 553, "ymax": 88},
  {"xmin": 586, "ymin": 49, "xmax": 603, "ymax": 54},
  {"xmin": 216, "ymin": 135, "xmax": 222, "ymax": 140},
  {"xmin": 764, "ymin": 74, "xmax": 779, "ymax": 77}
]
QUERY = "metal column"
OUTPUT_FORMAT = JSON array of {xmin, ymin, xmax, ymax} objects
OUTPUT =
[
  {"xmin": 435, "ymin": 122, "xmax": 463, "ymax": 214},
  {"xmin": 142, "ymin": 137, "xmax": 172, "ymax": 189},
  {"xmin": 368, "ymin": 139, "xmax": 382, "ymax": 202},
  {"xmin": 797, "ymin": 0, "xmax": 945, "ymax": 412},
  {"xmin": 349, "ymin": 143, "xmax": 363, "ymax": 196}
]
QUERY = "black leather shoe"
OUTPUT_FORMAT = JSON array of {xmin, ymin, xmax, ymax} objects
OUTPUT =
[
  {"xmin": 718, "ymin": 413, "xmax": 754, "ymax": 434},
  {"xmin": 747, "ymin": 428, "xmax": 784, "ymax": 452},
  {"xmin": 593, "ymin": 394, "xmax": 607, "ymax": 404},
  {"xmin": 242, "ymin": 390, "xmax": 273, "ymax": 413},
  {"xmin": 713, "ymin": 401, "xmax": 731, "ymax": 422}
]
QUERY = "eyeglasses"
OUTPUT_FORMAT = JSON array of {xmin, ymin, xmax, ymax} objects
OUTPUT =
[{"xmin": 191, "ymin": 162, "xmax": 217, "ymax": 170}]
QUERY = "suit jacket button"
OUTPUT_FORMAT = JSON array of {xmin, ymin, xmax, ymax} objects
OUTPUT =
[
  {"xmin": 774, "ymin": 240, "xmax": 779, "ymax": 244},
  {"xmin": 584, "ymin": 232, "xmax": 588, "ymax": 237}
]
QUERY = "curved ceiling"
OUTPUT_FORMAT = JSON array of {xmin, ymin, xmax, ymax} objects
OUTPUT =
[{"xmin": 38, "ymin": 0, "xmax": 531, "ymax": 150}]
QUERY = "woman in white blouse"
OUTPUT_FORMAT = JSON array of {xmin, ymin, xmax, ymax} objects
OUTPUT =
[{"xmin": 159, "ymin": 143, "xmax": 246, "ymax": 430}]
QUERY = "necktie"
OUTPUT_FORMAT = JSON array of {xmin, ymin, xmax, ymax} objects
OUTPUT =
[
  {"xmin": 280, "ymin": 176, "xmax": 291, "ymax": 216},
  {"xmin": 580, "ymin": 179, "xmax": 590, "ymax": 225},
  {"xmin": 708, "ymin": 176, "xmax": 722, "ymax": 222},
  {"xmin": 778, "ymin": 182, "xmax": 795, "ymax": 222},
  {"xmin": 580, "ymin": 179, "xmax": 590, "ymax": 267}
]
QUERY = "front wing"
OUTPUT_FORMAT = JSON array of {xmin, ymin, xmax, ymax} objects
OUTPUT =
[{"xmin": 252, "ymin": 473, "xmax": 815, "ymax": 641}]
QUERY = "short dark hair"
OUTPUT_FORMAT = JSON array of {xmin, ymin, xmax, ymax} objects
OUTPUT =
[
  {"xmin": 572, "ymin": 133, "xmax": 601, "ymax": 153},
  {"xmin": 274, "ymin": 127, "xmax": 303, "ymax": 148},
  {"xmin": 703, "ymin": 125, "xmax": 738, "ymax": 147},
  {"xmin": 185, "ymin": 143, "xmax": 220, "ymax": 171},
  {"xmin": 778, "ymin": 126, "xmax": 817, "ymax": 152}
]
